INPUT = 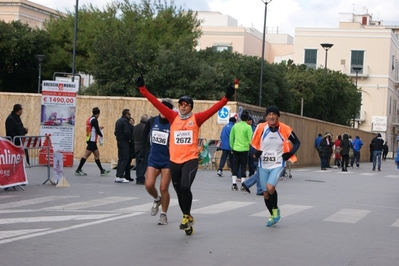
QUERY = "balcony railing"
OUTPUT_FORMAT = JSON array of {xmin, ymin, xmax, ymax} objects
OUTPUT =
[{"xmin": 345, "ymin": 65, "xmax": 369, "ymax": 77}]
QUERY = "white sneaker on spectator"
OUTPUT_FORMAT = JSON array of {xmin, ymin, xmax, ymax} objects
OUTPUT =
[{"xmin": 115, "ymin": 177, "xmax": 129, "ymax": 183}]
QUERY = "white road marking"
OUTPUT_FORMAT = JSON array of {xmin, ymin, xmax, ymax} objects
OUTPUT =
[
  {"xmin": 251, "ymin": 204, "xmax": 314, "ymax": 217},
  {"xmin": 323, "ymin": 209, "xmax": 370, "ymax": 223},
  {"xmin": 0, "ymin": 196, "xmax": 79, "ymax": 210},
  {"xmin": 191, "ymin": 201, "xmax": 255, "ymax": 214},
  {"xmin": 117, "ymin": 198, "xmax": 180, "ymax": 212},
  {"xmin": 0, "ymin": 214, "xmax": 118, "ymax": 225},
  {"xmin": 391, "ymin": 218, "xmax": 399, "ymax": 227},
  {"xmin": 0, "ymin": 229, "xmax": 50, "ymax": 240},
  {"xmin": 0, "ymin": 212, "xmax": 144, "ymax": 245},
  {"xmin": 360, "ymin": 173, "xmax": 377, "ymax": 176},
  {"xmin": 42, "ymin": 197, "xmax": 137, "ymax": 210},
  {"xmin": 386, "ymin": 175, "xmax": 399, "ymax": 178}
]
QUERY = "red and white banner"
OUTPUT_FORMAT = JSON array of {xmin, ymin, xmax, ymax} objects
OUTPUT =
[{"xmin": 0, "ymin": 138, "xmax": 28, "ymax": 188}]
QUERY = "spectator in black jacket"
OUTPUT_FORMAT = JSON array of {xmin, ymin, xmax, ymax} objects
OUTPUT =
[
  {"xmin": 340, "ymin": 133, "xmax": 352, "ymax": 172},
  {"xmin": 5, "ymin": 104, "xmax": 28, "ymax": 145},
  {"xmin": 319, "ymin": 133, "xmax": 333, "ymax": 170},
  {"xmin": 123, "ymin": 117, "xmax": 136, "ymax": 182},
  {"xmin": 134, "ymin": 114, "xmax": 149, "ymax": 185},
  {"xmin": 371, "ymin": 133, "xmax": 384, "ymax": 171},
  {"xmin": 382, "ymin": 142, "xmax": 389, "ymax": 161},
  {"xmin": 5, "ymin": 104, "xmax": 30, "ymax": 165},
  {"xmin": 114, "ymin": 109, "xmax": 132, "ymax": 183}
]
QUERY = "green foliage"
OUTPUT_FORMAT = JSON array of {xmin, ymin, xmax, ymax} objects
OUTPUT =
[
  {"xmin": 285, "ymin": 64, "xmax": 361, "ymax": 125},
  {"xmin": 0, "ymin": 20, "xmax": 51, "ymax": 92},
  {"xmin": 81, "ymin": 0, "xmax": 202, "ymax": 96}
]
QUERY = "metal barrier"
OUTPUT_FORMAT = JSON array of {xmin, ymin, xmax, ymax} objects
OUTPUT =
[
  {"xmin": 13, "ymin": 135, "xmax": 53, "ymax": 185},
  {"xmin": 0, "ymin": 136, "xmax": 12, "ymax": 141},
  {"xmin": 207, "ymin": 139, "xmax": 222, "ymax": 170}
]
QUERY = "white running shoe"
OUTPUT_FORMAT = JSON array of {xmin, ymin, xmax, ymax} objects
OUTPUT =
[
  {"xmin": 115, "ymin": 177, "xmax": 129, "ymax": 183},
  {"xmin": 158, "ymin": 213, "xmax": 168, "ymax": 225},
  {"xmin": 150, "ymin": 198, "xmax": 162, "ymax": 216}
]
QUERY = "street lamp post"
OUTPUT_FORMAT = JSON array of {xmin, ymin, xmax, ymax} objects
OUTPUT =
[
  {"xmin": 71, "ymin": 0, "xmax": 79, "ymax": 82},
  {"xmin": 320, "ymin": 43, "xmax": 333, "ymax": 120},
  {"xmin": 34, "ymin": 54, "xmax": 46, "ymax": 93},
  {"xmin": 352, "ymin": 66, "xmax": 363, "ymax": 128},
  {"xmin": 259, "ymin": 0, "xmax": 272, "ymax": 107},
  {"xmin": 320, "ymin": 43, "xmax": 333, "ymax": 78}
]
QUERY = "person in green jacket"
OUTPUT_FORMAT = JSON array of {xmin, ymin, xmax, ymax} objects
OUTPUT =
[{"xmin": 229, "ymin": 110, "xmax": 253, "ymax": 191}]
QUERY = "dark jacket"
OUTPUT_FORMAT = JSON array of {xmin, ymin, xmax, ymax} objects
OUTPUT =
[
  {"xmin": 134, "ymin": 118, "xmax": 149, "ymax": 153},
  {"xmin": 371, "ymin": 136, "xmax": 384, "ymax": 151},
  {"xmin": 382, "ymin": 143, "xmax": 388, "ymax": 153},
  {"xmin": 319, "ymin": 137, "xmax": 333, "ymax": 157},
  {"xmin": 114, "ymin": 116, "xmax": 131, "ymax": 142},
  {"xmin": 5, "ymin": 112, "xmax": 27, "ymax": 145},
  {"xmin": 340, "ymin": 134, "xmax": 352, "ymax": 156},
  {"xmin": 128, "ymin": 123, "xmax": 136, "ymax": 159}
]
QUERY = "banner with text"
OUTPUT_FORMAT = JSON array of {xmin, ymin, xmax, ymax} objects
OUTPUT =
[
  {"xmin": 0, "ymin": 138, "xmax": 28, "ymax": 188},
  {"xmin": 40, "ymin": 80, "xmax": 77, "ymax": 167}
]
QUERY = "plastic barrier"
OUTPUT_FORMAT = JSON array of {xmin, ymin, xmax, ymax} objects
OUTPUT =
[
  {"xmin": 13, "ymin": 135, "xmax": 53, "ymax": 185},
  {"xmin": 0, "ymin": 137, "xmax": 27, "ymax": 190},
  {"xmin": 198, "ymin": 138, "xmax": 211, "ymax": 170}
]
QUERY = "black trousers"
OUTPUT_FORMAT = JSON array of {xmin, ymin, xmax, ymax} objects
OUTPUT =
[
  {"xmin": 116, "ymin": 140, "xmax": 129, "ymax": 178},
  {"xmin": 170, "ymin": 159, "xmax": 198, "ymax": 215},
  {"xmin": 232, "ymin": 150, "xmax": 249, "ymax": 178}
]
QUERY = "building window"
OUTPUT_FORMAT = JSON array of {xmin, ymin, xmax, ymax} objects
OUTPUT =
[
  {"xmin": 212, "ymin": 45, "xmax": 232, "ymax": 52},
  {"xmin": 396, "ymin": 59, "xmax": 399, "ymax": 81},
  {"xmin": 304, "ymin": 49, "xmax": 317, "ymax": 70},
  {"xmin": 389, "ymin": 96, "xmax": 392, "ymax": 115},
  {"xmin": 350, "ymin": 50, "xmax": 364, "ymax": 74}
]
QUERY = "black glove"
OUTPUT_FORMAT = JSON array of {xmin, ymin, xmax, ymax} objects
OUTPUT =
[
  {"xmin": 282, "ymin": 152, "xmax": 293, "ymax": 161},
  {"xmin": 254, "ymin": 150, "xmax": 263, "ymax": 159},
  {"xmin": 225, "ymin": 83, "xmax": 235, "ymax": 99},
  {"xmin": 136, "ymin": 74, "xmax": 145, "ymax": 87}
]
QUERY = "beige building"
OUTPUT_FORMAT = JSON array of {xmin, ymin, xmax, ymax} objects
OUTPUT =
[
  {"xmin": 294, "ymin": 13, "xmax": 399, "ymax": 151},
  {"xmin": 0, "ymin": 0, "xmax": 62, "ymax": 29},
  {"xmin": 197, "ymin": 11, "xmax": 294, "ymax": 62}
]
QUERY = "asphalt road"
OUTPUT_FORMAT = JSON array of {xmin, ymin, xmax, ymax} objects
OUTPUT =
[{"xmin": 1, "ymin": 159, "xmax": 398, "ymax": 266}]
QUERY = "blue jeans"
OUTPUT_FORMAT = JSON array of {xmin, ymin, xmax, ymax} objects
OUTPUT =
[
  {"xmin": 350, "ymin": 150, "xmax": 361, "ymax": 167},
  {"xmin": 372, "ymin": 150, "xmax": 382, "ymax": 169},
  {"xmin": 321, "ymin": 156, "xmax": 329, "ymax": 169},
  {"xmin": 242, "ymin": 170, "xmax": 263, "ymax": 194}
]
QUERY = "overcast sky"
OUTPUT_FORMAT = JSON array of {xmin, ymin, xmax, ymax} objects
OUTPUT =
[{"xmin": 31, "ymin": 0, "xmax": 399, "ymax": 36}]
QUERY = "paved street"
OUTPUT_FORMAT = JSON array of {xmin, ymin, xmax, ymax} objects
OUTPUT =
[{"xmin": 1, "ymin": 159, "xmax": 399, "ymax": 266}]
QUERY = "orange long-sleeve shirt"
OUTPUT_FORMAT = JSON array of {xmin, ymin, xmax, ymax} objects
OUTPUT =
[{"xmin": 139, "ymin": 86, "xmax": 228, "ymax": 164}]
